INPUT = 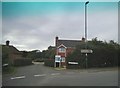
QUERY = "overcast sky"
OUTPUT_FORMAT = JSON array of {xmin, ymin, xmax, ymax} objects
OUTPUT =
[{"xmin": 2, "ymin": 2, "xmax": 118, "ymax": 51}]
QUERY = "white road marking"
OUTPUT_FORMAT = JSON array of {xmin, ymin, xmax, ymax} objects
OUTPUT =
[
  {"xmin": 10, "ymin": 73, "xmax": 60, "ymax": 80},
  {"xmin": 11, "ymin": 76, "xmax": 25, "ymax": 80},
  {"xmin": 32, "ymin": 61, "xmax": 44, "ymax": 65},
  {"xmin": 34, "ymin": 74, "xmax": 46, "ymax": 77},
  {"xmin": 51, "ymin": 73, "xmax": 60, "ymax": 76}
]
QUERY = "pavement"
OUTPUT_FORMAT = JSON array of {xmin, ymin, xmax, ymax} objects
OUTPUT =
[{"xmin": 2, "ymin": 62, "xmax": 119, "ymax": 86}]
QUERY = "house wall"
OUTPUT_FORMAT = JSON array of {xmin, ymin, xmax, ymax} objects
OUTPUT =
[
  {"xmin": 55, "ymin": 36, "xmax": 85, "ymax": 67},
  {"xmin": 56, "ymin": 46, "xmax": 75, "ymax": 67},
  {"xmin": 57, "ymin": 52, "xmax": 65, "ymax": 57}
]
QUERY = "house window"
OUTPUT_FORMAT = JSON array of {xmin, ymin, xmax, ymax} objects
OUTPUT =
[
  {"xmin": 58, "ymin": 47, "xmax": 66, "ymax": 53},
  {"xmin": 61, "ymin": 57, "xmax": 65, "ymax": 62}
]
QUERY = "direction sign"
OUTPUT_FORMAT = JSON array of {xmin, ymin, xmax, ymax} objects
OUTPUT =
[
  {"xmin": 68, "ymin": 62, "xmax": 78, "ymax": 65},
  {"xmin": 81, "ymin": 49, "xmax": 93, "ymax": 53}
]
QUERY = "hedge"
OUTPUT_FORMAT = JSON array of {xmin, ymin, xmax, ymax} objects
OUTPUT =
[
  {"xmin": 13, "ymin": 58, "xmax": 32, "ymax": 66},
  {"xmin": 66, "ymin": 62, "xmax": 80, "ymax": 69},
  {"xmin": 44, "ymin": 59, "xmax": 54, "ymax": 67}
]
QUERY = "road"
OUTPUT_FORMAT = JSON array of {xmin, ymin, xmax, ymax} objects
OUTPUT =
[{"xmin": 2, "ymin": 62, "xmax": 118, "ymax": 86}]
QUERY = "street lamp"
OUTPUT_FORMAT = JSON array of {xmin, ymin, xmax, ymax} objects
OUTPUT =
[
  {"xmin": 85, "ymin": 1, "xmax": 89, "ymax": 43},
  {"xmin": 85, "ymin": 1, "xmax": 89, "ymax": 68}
]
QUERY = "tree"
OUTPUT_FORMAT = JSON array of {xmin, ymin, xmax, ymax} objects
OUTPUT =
[
  {"xmin": 41, "ymin": 47, "xmax": 55, "ymax": 59},
  {"xmin": 27, "ymin": 50, "xmax": 41, "ymax": 60}
]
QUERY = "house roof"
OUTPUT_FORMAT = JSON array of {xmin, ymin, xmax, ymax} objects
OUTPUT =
[
  {"xmin": 57, "ymin": 39, "xmax": 84, "ymax": 48},
  {"xmin": 48, "ymin": 46, "xmax": 56, "ymax": 50}
]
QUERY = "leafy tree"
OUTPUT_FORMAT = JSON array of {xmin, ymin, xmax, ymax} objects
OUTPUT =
[
  {"xmin": 41, "ymin": 47, "xmax": 55, "ymax": 59},
  {"xmin": 27, "ymin": 50, "xmax": 41, "ymax": 60}
]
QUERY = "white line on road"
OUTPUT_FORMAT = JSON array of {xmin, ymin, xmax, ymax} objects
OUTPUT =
[
  {"xmin": 51, "ymin": 73, "xmax": 60, "ymax": 76},
  {"xmin": 11, "ymin": 76, "xmax": 26, "ymax": 80},
  {"xmin": 34, "ymin": 74, "xmax": 46, "ymax": 77},
  {"xmin": 32, "ymin": 61, "xmax": 44, "ymax": 65}
]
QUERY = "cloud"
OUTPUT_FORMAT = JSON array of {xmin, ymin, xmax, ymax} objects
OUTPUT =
[
  {"xmin": 2, "ymin": 10, "xmax": 118, "ymax": 51},
  {"xmin": 88, "ymin": 11, "xmax": 118, "ymax": 41}
]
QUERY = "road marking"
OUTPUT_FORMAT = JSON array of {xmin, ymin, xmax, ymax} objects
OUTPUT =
[
  {"xmin": 51, "ymin": 73, "xmax": 60, "ymax": 76},
  {"xmin": 32, "ymin": 61, "xmax": 44, "ymax": 65},
  {"xmin": 34, "ymin": 74, "xmax": 46, "ymax": 77},
  {"xmin": 11, "ymin": 76, "xmax": 25, "ymax": 80}
]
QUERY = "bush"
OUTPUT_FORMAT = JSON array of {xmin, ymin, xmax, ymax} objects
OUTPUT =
[
  {"xmin": 2, "ymin": 65, "xmax": 16, "ymax": 74},
  {"xmin": 44, "ymin": 59, "xmax": 54, "ymax": 67},
  {"xmin": 66, "ymin": 39, "xmax": 119, "ymax": 68},
  {"xmin": 66, "ymin": 64, "xmax": 80, "ymax": 69},
  {"xmin": 34, "ymin": 59, "xmax": 44, "ymax": 62},
  {"xmin": 13, "ymin": 59, "xmax": 32, "ymax": 66}
]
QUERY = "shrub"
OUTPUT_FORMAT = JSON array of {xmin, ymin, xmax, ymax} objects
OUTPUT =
[
  {"xmin": 44, "ymin": 59, "xmax": 54, "ymax": 67},
  {"xmin": 66, "ymin": 64, "xmax": 80, "ymax": 69},
  {"xmin": 13, "ymin": 59, "xmax": 32, "ymax": 66}
]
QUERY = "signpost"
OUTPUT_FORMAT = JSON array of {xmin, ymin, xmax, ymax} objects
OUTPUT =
[
  {"xmin": 81, "ymin": 49, "xmax": 93, "ymax": 53},
  {"xmin": 68, "ymin": 62, "xmax": 78, "ymax": 65},
  {"xmin": 81, "ymin": 49, "xmax": 93, "ymax": 68}
]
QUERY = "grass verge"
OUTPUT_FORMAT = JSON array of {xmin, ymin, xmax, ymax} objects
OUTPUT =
[{"xmin": 2, "ymin": 66, "xmax": 17, "ymax": 75}]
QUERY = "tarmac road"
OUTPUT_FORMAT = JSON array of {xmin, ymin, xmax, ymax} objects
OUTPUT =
[{"xmin": 2, "ymin": 62, "xmax": 118, "ymax": 86}]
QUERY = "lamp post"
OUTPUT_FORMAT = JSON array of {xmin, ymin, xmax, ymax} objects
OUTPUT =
[
  {"xmin": 85, "ymin": 1, "xmax": 89, "ymax": 43},
  {"xmin": 85, "ymin": 1, "xmax": 89, "ymax": 68}
]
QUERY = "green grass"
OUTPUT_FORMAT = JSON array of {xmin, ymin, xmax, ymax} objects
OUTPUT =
[{"xmin": 2, "ymin": 66, "xmax": 17, "ymax": 74}]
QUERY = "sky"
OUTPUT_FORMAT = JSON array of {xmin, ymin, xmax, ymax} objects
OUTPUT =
[{"xmin": 1, "ymin": 2, "xmax": 118, "ymax": 51}]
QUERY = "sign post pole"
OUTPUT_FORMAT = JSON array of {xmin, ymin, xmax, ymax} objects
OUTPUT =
[
  {"xmin": 81, "ymin": 49, "xmax": 93, "ymax": 69},
  {"xmin": 85, "ymin": 53, "xmax": 88, "ymax": 68}
]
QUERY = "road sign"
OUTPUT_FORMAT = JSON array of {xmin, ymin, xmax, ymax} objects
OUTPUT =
[
  {"xmin": 55, "ymin": 55, "xmax": 61, "ymax": 62},
  {"xmin": 81, "ymin": 49, "xmax": 93, "ymax": 53},
  {"xmin": 68, "ymin": 62, "xmax": 78, "ymax": 65}
]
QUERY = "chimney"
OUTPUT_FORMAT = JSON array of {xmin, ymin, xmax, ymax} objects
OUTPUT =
[
  {"xmin": 55, "ymin": 36, "xmax": 59, "ymax": 47},
  {"xmin": 6, "ymin": 40, "xmax": 10, "ymax": 46},
  {"xmin": 82, "ymin": 37, "xmax": 85, "ymax": 42}
]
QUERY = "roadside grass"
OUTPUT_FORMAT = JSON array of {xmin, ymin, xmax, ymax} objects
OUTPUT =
[
  {"xmin": 54, "ymin": 67, "xmax": 66, "ymax": 70},
  {"xmin": 2, "ymin": 66, "xmax": 17, "ymax": 75}
]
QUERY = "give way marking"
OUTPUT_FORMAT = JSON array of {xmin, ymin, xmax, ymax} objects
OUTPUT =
[
  {"xmin": 11, "ymin": 76, "xmax": 26, "ymax": 80},
  {"xmin": 51, "ymin": 73, "xmax": 60, "ymax": 76},
  {"xmin": 34, "ymin": 74, "xmax": 46, "ymax": 77}
]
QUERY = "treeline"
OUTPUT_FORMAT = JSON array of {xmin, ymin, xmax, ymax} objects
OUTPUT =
[
  {"xmin": 21, "ymin": 46, "xmax": 55, "ymax": 61},
  {"xmin": 66, "ymin": 37, "xmax": 120, "ymax": 68}
]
